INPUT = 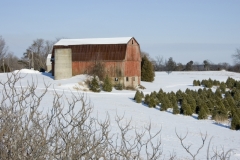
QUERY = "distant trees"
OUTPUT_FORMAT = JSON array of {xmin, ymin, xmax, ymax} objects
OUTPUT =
[
  {"xmin": 21, "ymin": 39, "xmax": 54, "ymax": 71},
  {"xmin": 141, "ymin": 55, "xmax": 155, "ymax": 82},
  {"xmin": 0, "ymin": 36, "xmax": 22, "ymax": 72},
  {"xmin": 154, "ymin": 55, "xmax": 164, "ymax": 71},
  {"xmin": 165, "ymin": 57, "xmax": 176, "ymax": 74},
  {"xmin": 185, "ymin": 61, "xmax": 193, "ymax": 71}
]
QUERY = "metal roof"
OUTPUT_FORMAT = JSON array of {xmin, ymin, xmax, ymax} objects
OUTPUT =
[{"xmin": 54, "ymin": 37, "xmax": 133, "ymax": 46}]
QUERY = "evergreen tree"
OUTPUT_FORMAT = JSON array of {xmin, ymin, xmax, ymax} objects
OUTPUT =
[
  {"xmin": 219, "ymin": 82, "xmax": 226, "ymax": 93},
  {"xmin": 141, "ymin": 55, "xmax": 155, "ymax": 82},
  {"xmin": 197, "ymin": 80, "xmax": 201, "ymax": 86},
  {"xmin": 198, "ymin": 88, "xmax": 203, "ymax": 95},
  {"xmin": 176, "ymin": 90, "xmax": 183, "ymax": 104},
  {"xmin": 181, "ymin": 99, "xmax": 192, "ymax": 116},
  {"xmin": 145, "ymin": 94, "xmax": 150, "ymax": 105},
  {"xmin": 102, "ymin": 75, "xmax": 112, "ymax": 92},
  {"xmin": 173, "ymin": 102, "xmax": 180, "ymax": 114},
  {"xmin": 160, "ymin": 97, "xmax": 168, "ymax": 111},
  {"xmin": 186, "ymin": 94, "xmax": 196, "ymax": 113},
  {"xmin": 198, "ymin": 107, "xmax": 208, "ymax": 120},
  {"xmin": 135, "ymin": 92, "xmax": 142, "ymax": 103},
  {"xmin": 226, "ymin": 77, "xmax": 235, "ymax": 89},
  {"xmin": 212, "ymin": 99, "xmax": 228, "ymax": 122},
  {"xmin": 90, "ymin": 76, "xmax": 101, "ymax": 92},
  {"xmin": 233, "ymin": 90, "xmax": 240, "ymax": 101},
  {"xmin": 231, "ymin": 114, "xmax": 240, "ymax": 130},
  {"xmin": 185, "ymin": 61, "xmax": 193, "ymax": 71},
  {"xmin": 215, "ymin": 88, "xmax": 222, "ymax": 98},
  {"xmin": 148, "ymin": 96, "xmax": 155, "ymax": 108},
  {"xmin": 235, "ymin": 81, "xmax": 240, "ymax": 90},
  {"xmin": 165, "ymin": 57, "xmax": 176, "ymax": 74}
]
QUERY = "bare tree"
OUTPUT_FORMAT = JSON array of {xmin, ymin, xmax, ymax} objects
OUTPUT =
[
  {"xmin": 232, "ymin": 48, "xmax": 240, "ymax": 64},
  {"xmin": 22, "ymin": 39, "xmax": 54, "ymax": 71},
  {"xmin": 0, "ymin": 36, "xmax": 8, "ymax": 61},
  {"xmin": 0, "ymin": 36, "xmax": 9, "ymax": 71},
  {"xmin": 154, "ymin": 55, "xmax": 164, "ymax": 71}
]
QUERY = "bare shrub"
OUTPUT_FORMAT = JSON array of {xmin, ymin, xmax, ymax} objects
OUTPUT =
[
  {"xmin": 0, "ymin": 72, "xmax": 162, "ymax": 159},
  {"xmin": 175, "ymin": 129, "xmax": 234, "ymax": 160},
  {"xmin": 89, "ymin": 60, "xmax": 106, "ymax": 81}
]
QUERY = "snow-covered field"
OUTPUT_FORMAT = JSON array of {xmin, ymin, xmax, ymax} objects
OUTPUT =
[{"xmin": 1, "ymin": 69, "xmax": 240, "ymax": 159}]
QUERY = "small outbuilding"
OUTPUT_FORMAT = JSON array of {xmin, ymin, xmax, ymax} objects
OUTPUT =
[{"xmin": 51, "ymin": 37, "xmax": 141, "ymax": 88}]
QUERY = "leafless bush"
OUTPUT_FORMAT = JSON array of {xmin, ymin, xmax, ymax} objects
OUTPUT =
[
  {"xmin": 0, "ymin": 72, "xmax": 162, "ymax": 159},
  {"xmin": 175, "ymin": 129, "xmax": 234, "ymax": 160}
]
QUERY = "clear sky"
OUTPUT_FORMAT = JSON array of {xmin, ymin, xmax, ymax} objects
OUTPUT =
[{"xmin": 0, "ymin": 1, "xmax": 239, "ymax": 65}]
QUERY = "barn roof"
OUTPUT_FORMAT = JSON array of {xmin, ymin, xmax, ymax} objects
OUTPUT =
[{"xmin": 54, "ymin": 37, "xmax": 133, "ymax": 46}]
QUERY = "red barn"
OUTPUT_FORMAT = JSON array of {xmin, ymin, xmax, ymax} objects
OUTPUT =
[{"xmin": 51, "ymin": 37, "xmax": 141, "ymax": 88}]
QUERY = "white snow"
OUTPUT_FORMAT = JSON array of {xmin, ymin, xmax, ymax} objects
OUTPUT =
[
  {"xmin": 54, "ymin": 37, "xmax": 133, "ymax": 46},
  {"xmin": 1, "ymin": 69, "xmax": 240, "ymax": 159}
]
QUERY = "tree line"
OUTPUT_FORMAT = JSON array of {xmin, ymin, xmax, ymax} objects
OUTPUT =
[
  {"xmin": 141, "ymin": 48, "xmax": 240, "ymax": 73},
  {"xmin": 0, "ymin": 36, "xmax": 56, "ymax": 72},
  {"xmin": 1, "ymin": 35, "xmax": 240, "ymax": 74}
]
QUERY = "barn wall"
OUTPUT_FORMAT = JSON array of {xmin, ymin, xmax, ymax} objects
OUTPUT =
[
  {"xmin": 72, "ymin": 61, "xmax": 125, "ymax": 77},
  {"xmin": 123, "ymin": 38, "xmax": 141, "ymax": 86}
]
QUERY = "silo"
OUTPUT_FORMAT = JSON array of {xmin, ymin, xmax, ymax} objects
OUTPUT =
[{"xmin": 54, "ymin": 48, "xmax": 72, "ymax": 80}]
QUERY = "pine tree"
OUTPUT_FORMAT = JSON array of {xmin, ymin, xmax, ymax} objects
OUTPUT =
[
  {"xmin": 173, "ymin": 102, "xmax": 180, "ymax": 114},
  {"xmin": 102, "ymin": 75, "xmax": 112, "ymax": 92},
  {"xmin": 234, "ymin": 90, "xmax": 240, "ymax": 101},
  {"xmin": 165, "ymin": 57, "xmax": 176, "ymax": 73},
  {"xmin": 141, "ymin": 55, "xmax": 155, "ymax": 82},
  {"xmin": 144, "ymin": 94, "xmax": 150, "ymax": 105},
  {"xmin": 198, "ymin": 107, "xmax": 208, "ymax": 120},
  {"xmin": 215, "ymin": 88, "xmax": 222, "ymax": 98},
  {"xmin": 135, "ymin": 91, "xmax": 142, "ymax": 103},
  {"xmin": 181, "ymin": 99, "xmax": 192, "ymax": 116},
  {"xmin": 226, "ymin": 77, "xmax": 235, "ymax": 89},
  {"xmin": 90, "ymin": 76, "xmax": 101, "ymax": 92},
  {"xmin": 160, "ymin": 97, "xmax": 168, "ymax": 111},
  {"xmin": 193, "ymin": 80, "xmax": 198, "ymax": 86},
  {"xmin": 212, "ymin": 99, "xmax": 228, "ymax": 122},
  {"xmin": 197, "ymin": 80, "xmax": 201, "ymax": 86},
  {"xmin": 186, "ymin": 94, "xmax": 196, "ymax": 114},
  {"xmin": 148, "ymin": 96, "xmax": 155, "ymax": 108},
  {"xmin": 231, "ymin": 114, "xmax": 240, "ymax": 130},
  {"xmin": 219, "ymin": 82, "xmax": 226, "ymax": 93}
]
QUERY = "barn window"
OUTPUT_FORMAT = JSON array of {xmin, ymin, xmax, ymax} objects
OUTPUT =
[
  {"xmin": 126, "ymin": 77, "xmax": 129, "ymax": 81},
  {"xmin": 115, "ymin": 78, "xmax": 118, "ymax": 81},
  {"xmin": 132, "ymin": 77, "xmax": 135, "ymax": 81},
  {"xmin": 132, "ymin": 40, "xmax": 133, "ymax": 44}
]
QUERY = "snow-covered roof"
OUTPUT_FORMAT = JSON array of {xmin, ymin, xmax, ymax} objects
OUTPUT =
[{"xmin": 54, "ymin": 37, "xmax": 133, "ymax": 46}]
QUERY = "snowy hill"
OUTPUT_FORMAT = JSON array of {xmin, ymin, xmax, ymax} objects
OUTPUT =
[{"xmin": 0, "ymin": 70, "xmax": 239, "ymax": 159}]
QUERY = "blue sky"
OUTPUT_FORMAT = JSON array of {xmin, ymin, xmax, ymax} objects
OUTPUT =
[{"xmin": 0, "ymin": 1, "xmax": 239, "ymax": 64}]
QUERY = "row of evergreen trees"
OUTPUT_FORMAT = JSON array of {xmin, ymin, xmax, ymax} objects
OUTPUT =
[
  {"xmin": 193, "ymin": 77, "xmax": 240, "ymax": 91},
  {"xmin": 134, "ymin": 78, "xmax": 240, "ymax": 130}
]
